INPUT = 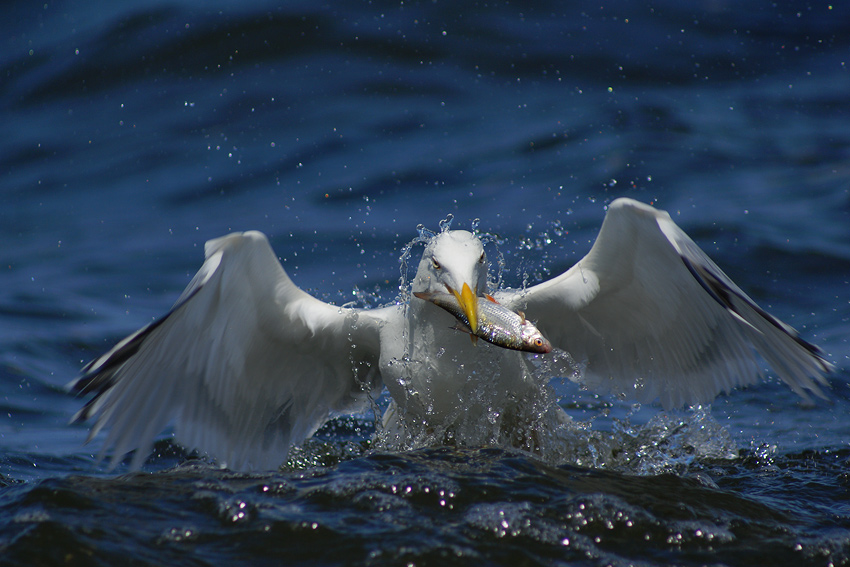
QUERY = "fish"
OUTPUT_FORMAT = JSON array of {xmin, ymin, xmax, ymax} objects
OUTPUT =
[{"xmin": 413, "ymin": 291, "xmax": 553, "ymax": 354}]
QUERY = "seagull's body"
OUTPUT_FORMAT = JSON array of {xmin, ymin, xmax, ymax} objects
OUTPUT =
[{"xmin": 71, "ymin": 199, "xmax": 832, "ymax": 470}]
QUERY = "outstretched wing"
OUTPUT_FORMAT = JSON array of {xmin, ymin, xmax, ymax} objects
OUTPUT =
[
  {"xmin": 497, "ymin": 198, "xmax": 832, "ymax": 409},
  {"xmin": 69, "ymin": 231, "xmax": 385, "ymax": 470}
]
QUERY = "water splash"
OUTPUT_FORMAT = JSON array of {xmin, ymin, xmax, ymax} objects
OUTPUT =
[
  {"xmin": 415, "ymin": 223, "xmax": 436, "ymax": 241},
  {"xmin": 438, "ymin": 214, "xmax": 454, "ymax": 233},
  {"xmin": 397, "ymin": 229, "xmax": 434, "ymax": 301},
  {"xmin": 375, "ymin": 221, "xmax": 742, "ymax": 477},
  {"xmin": 476, "ymin": 231, "xmax": 506, "ymax": 294},
  {"xmin": 564, "ymin": 405, "xmax": 741, "ymax": 475},
  {"xmin": 381, "ymin": 221, "xmax": 574, "ymax": 460},
  {"xmin": 341, "ymin": 285, "xmax": 383, "ymax": 310}
]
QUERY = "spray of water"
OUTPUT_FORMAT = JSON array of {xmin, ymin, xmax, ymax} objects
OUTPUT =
[{"xmin": 340, "ymin": 219, "xmax": 742, "ymax": 474}]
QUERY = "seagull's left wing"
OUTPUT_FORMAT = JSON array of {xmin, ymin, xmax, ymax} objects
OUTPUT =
[
  {"xmin": 496, "ymin": 198, "xmax": 832, "ymax": 408},
  {"xmin": 69, "ymin": 231, "xmax": 386, "ymax": 470}
]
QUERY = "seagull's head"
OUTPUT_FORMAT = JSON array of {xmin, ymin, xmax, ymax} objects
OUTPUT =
[{"xmin": 413, "ymin": 230, "xmax": 488, "ymax": 333}]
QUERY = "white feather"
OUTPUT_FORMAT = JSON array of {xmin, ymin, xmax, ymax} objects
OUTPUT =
[
  {"xmin": 496, "ymin": 198, "xmax": 831, "ymax": 409},
  {"xmin": 70, "ymin": 231, "xmax": 384, "ymax": 470}
]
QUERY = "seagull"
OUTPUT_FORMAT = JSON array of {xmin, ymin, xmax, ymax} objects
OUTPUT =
[{"xmin": 70, "ymin": 198, "xmax": 832, "ymax": 470}]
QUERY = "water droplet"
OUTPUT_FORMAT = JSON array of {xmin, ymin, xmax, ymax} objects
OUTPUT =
[{"xmin": 438, "ymin": 214, "xmax": 454, "ymax": 232}]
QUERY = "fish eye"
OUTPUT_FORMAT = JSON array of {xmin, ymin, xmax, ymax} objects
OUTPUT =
[
  {"xmin": 432, "ymin": 259, "xmax": 441, "ymax": 270},
  {"xmin": 534, "ymin": 339, "xmax": 543, "ymax": 346}
]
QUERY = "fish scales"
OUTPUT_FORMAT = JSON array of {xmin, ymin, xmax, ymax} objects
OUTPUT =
[{"xmin": 413, "ymin": 291, "xmax": 552, "ymax": 354}]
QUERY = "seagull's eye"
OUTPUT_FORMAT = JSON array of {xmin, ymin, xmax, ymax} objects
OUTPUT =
[
  {"xmin": 478, "ymin": 252, "xmax": 486, "ymax": 264},
  {"xmin": 432, "ymin": 259, "xmax": 441, "ymax": 270}
]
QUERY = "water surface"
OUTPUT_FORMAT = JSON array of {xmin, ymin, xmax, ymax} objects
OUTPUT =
[{"xmin": 2, "ymin": 1, "xmax": 849, "ymax": 565}]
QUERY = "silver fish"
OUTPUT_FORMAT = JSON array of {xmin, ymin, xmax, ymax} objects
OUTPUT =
[{"xmin": 414, "ymin": 291, "xmax": 552, "ymax": 354}]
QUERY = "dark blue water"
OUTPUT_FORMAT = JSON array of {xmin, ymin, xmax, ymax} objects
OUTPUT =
[{"xmin": 2, "ymin": 1, "xmax": 850, "ymax": 565}]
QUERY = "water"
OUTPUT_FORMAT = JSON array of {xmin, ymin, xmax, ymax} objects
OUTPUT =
[{"xmin": 2, "ymin": 1, "xmax": 850, "ymax": 565}]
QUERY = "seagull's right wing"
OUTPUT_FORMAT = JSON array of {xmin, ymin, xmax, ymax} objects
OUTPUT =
[{"xmin": 69, "ymin": 231, "xmax": 385, "ymax": 471}]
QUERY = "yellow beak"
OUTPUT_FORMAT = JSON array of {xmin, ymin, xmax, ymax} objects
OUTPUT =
[{"xmin": 449, "ymin": 282, "xmax": 479, "ymax": 334}]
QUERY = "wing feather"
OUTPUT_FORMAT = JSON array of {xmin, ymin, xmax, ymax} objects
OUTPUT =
[
  {"xmin": 497, "ymin": 198, "xmax": 831, "ymax": 408},
  {"xmin": 69, "ymin": 231, "xmax": 385, "ymax": 470}
]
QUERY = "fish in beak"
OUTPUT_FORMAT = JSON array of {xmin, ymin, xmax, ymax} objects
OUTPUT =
[
  {"xmin": 413, "ymin": 289, "xmax": 552, "ymax": 353},
  {"xmin": 447, "ymin": 282, "xmax": 479, "ymax": 335}
]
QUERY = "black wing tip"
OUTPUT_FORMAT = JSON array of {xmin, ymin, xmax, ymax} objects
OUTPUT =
[
  {"xmin": 679, "ymin": 254, "xmax": 733, "ymax": 311},
  {"xmin": 69, "ymin": 283, "xmax": 207, "ymax": 408},
  {"xmin": 680, "ymin": 252, "xmax": 835, "ymax": 378},
  {"xmin": 68, "ymin": 317, "xmax": 161, "ymax": 424},
  {"xmin": 68, "ymin": 365, "xmax": 114, "ymax": 395},
  {"xmin": 66, "ymin": 373, "xmax": 93, "ymax": 396},
  {"xmin": 69, "ymin": 400, "xmax": 95, "ymax": 424},
  {"xmin": 67, "ymin": 365, "xmax": 119, "ymax": 424},
  {"xmin": 67, "ymin": 331, "xmax": 150, "ymax": 424}
]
